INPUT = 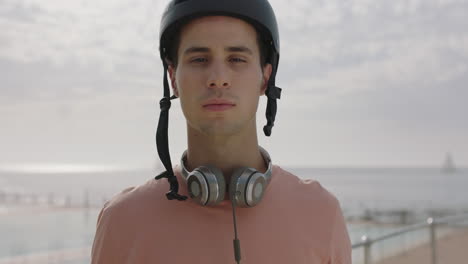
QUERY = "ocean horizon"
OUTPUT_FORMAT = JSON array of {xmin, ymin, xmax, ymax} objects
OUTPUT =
[{"xmin": 1, "ymin": 166, "xmax": 466, "ymax": 211}]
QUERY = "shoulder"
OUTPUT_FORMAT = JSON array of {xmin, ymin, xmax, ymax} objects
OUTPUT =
[
  {"xmin": 270, "ymin": 165, "xmax": 344, "ymax": 232},
  {"xmin": 95, "ymin": 177, "xmax": 170, "ymax": 227},
  {"xmin": 271, "ymin": 166, "xmax": 351, "ymax": 262},
  {"xmin": 271, "ymin": 165, "xmax": 341, "ymax": 210},
  {"xmin": 92, "ymin": 177, "xmax": 174, "ymax": 263}
]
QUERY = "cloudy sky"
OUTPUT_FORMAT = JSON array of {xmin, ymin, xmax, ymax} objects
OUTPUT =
[{"xmin": 0, "ymin": 0, "xmax": 467, "ymax": 169}]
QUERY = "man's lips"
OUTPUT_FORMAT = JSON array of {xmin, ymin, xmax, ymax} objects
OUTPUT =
[{"xmin": 202, "ymin": 99, "xmax": 236, "ymax": 112}]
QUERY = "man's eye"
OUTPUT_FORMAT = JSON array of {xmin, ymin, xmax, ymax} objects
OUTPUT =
[
  {"xmin": 230, "ymin": 57, "xmax": 246, "ymax": 63},
  {"xmin": 191, "ymin": 58, "xmax": 207, "ymax": 63}
]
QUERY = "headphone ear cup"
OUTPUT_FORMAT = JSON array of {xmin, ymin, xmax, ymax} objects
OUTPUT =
[
  {"xmin": 229, "ymin": 167, "xmax": 268, "ymax": 207},
  {"xmin": 204, "ymin": 165, "xmax": 226, "ymax": 205},
  {"xmin": 187, "ymin": 165, "xmax": 226, "ymax": 206}
]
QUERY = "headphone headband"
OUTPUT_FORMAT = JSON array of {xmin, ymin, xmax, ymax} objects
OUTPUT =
[{"xmin": 180, "ymin": 147, "xmax": 272, "ymax": 183}]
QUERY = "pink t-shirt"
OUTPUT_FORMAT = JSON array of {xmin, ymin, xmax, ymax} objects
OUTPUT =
[{"xmin": 91, "ymin": 165, "xmax": 351, "ymax": 263}]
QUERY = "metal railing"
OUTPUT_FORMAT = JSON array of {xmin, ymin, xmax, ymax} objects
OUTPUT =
[
  {"xmin": 0, "ymin": 189, "xmax": 105, "ymax": 209},
  {"xmin": 352, "ymin": 213, "xmax": 468, "ymax": 264}
]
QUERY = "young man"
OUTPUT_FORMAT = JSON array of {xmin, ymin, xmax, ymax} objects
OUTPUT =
[{"xmin": 91, "ymin": 0, "xmax": 351, "ymax": 263}]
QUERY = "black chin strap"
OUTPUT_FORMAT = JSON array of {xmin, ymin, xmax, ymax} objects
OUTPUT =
[
  {"xmin": 263, "ymin": 53, "xmax": 282, "ymax": 137},
  {"xmin": 154, "ymin": 63, "xmax": 187, "ymax": 201},
  {"xmin": 264, "ymin": 85, "xmax": 282, "ymax": 136}
]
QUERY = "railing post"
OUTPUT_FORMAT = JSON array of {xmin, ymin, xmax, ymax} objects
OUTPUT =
[
  {"xmin": 84, "ymin": 189, "xmax": 90, "ymax": 209},
  {"xmin": 361, "ymin": 235, "xmax": 372, "ymax": 264},
  {"xmin": 427, "ymin": 217, "xmax": 437, "ymax": 264}
]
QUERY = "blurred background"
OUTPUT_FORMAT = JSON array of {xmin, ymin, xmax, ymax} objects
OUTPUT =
[{"xmin": 0, "ymin": 0, "xmax": 467, "ymax": 263}]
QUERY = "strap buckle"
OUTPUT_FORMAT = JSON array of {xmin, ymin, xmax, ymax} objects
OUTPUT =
[
  {"xmin": 266, "ymin": 86, "xmax": 282, "ymax": 99},
  {"xmin": 159, "ymin": 97, "xmax": 172, "ymax": 111}
]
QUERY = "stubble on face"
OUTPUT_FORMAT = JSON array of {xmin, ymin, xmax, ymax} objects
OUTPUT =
[{"xmin": 195, "ymin": 92, "xmax": 245, "ymax": 137}]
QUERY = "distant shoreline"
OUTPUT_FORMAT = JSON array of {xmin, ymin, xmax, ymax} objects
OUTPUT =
[{"xmin": 0, "ymin": 166, "xmax": 466, "ymax": 175}]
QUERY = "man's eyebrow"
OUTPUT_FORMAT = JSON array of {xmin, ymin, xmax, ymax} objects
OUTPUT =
[
  {"xmin": 183, "ymin": 46, "xmax": 210, "ymax": 55},
  {"xmin": 182, "ymin": 46, "xmax": 254, "ymax": 55},
  {"xmin": 226, "ymin": 46, "xmax": 253, "ymax": 54}
]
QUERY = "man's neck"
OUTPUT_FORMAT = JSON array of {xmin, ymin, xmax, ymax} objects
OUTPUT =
[{"xmin": 184, "ymin": 123, "xmax": 267, "ymax": 199}]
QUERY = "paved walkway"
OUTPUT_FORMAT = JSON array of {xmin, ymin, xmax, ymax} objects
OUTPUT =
[{"xmin": 376, "ymin": 226, "xmax": 468, "ymax": 264}]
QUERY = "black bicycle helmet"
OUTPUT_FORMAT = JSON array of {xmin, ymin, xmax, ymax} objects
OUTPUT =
[{"xmin": 155, "ymin": 0, "xmax": 282, "ymax": 201}]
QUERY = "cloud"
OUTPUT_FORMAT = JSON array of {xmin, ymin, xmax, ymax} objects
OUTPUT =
[
  {"xmin": 0, "ymin": 0, "xmax": 170, "ymax": 103},
  {"xmin": 274, "ymin": 0, "xmax": 468, "ymax": 98},
  {"xmin": 0, "ymin": 0, "xmax": 165, "ymax": 73}
]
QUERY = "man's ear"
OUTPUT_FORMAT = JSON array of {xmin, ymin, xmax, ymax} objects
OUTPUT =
[
  {"xmin": 168, "ymin": 64, "xmax": 179, "ymax": 97},
  {"xmin": 260, "ymin": 63, "xmax": 273, "ymax": 95}
]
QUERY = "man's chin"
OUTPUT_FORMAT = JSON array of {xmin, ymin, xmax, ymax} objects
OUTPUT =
[{"xmin": 197, "ymin": 122, "xmax": 243, "ymax": 137}]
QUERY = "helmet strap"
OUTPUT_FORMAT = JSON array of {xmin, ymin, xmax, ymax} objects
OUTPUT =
[
  {"xmin": 155, "ymin": 62, "xmax": 188, "ymax": 201},
  {"xmin": 263, "ymin": 54, "xmax": 282, "ymax": 137}
]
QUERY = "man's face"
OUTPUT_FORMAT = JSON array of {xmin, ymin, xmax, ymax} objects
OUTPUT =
[{"xmin": 169, "ymin": 16, "xmax": 272, "ymax": 137}]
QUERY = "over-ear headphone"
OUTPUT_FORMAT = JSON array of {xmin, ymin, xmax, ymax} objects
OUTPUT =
[{"xmin": 180, "ymin": 147, "xmax": 273, "ymax": 207}]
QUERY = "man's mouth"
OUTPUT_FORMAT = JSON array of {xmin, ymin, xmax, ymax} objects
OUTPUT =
[{"xmin": 202, "ymin": 99, "xmax": 236, "ymax": 112}]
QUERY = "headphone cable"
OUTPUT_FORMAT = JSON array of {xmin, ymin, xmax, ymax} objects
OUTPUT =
[{"xmin": 231, "ymin": 193, "xmax": 242, "ymax": 264}]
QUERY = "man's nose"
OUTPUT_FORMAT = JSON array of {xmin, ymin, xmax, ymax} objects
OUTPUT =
[{"xmin": 206, "ymin": 63, "xmax": 231, "ymax": 89}]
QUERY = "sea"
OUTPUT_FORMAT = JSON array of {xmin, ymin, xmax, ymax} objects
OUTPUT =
[{"xmin": 1, "ymin": 167, "xmax": 467, "ymax": 263}]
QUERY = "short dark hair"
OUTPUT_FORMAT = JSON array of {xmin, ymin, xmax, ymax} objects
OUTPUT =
[{"xmin": 164, "ymin": 18, "xmax": 269, "ymax": 68}]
